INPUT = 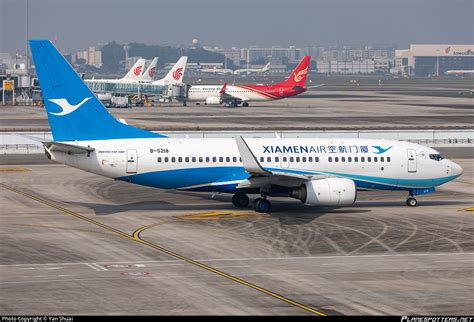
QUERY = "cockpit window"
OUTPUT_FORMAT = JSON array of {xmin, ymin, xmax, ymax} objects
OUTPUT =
[{"xmin": 429, "ymin": 154, "xmax": 444, "ymax": 161}]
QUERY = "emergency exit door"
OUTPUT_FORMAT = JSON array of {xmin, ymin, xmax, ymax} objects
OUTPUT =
[
  {"xmin": 126, "ymin": 149, "xmax": 138, "ymax": 173},
  {"xmin": 407, "ymin": 149, "xmax": 417, "ymax": 173}
]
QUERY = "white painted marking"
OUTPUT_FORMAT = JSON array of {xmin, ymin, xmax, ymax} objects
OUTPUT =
[{"xmin": 1, "ymin": 252, "xmax": 473, "ymax": 268}]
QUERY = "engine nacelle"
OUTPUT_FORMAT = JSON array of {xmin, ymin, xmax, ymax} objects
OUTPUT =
[
  {"xmin": 292, "ymin": 178, "xmax": 357, "ymax": 207},
  {"xmin": 205, "ymin": 97, "xmax": 222, "ymax": 105}
]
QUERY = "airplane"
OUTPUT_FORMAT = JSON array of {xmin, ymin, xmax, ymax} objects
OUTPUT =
[
  {"xmin": 185, "ymin": 56, "xmax": 311, "ymax": 107},
  {"xmin": 234, "ymin": 62, "xmax": 271, "ymax": 75},
  {"xmin": 137, "ymin": 57, "xmax": 159, "ymax": 83},
  {"xmin": 444, "ymin": 70, "xmax": 474, "ymax": 76},
  {"xmin": 151, "ymin": 56, "xmax": 188, "ymax": 86},
  {"xmin": 29, "ymin": 40, "xmax": 463, "ymax": 213},
  {"xmin": 88, "ymin": 58, "xmax": 147, "ymax": 84},
  {"xmin": 200, "ymin": 62, "xmax": 271, "ymax": 76}
]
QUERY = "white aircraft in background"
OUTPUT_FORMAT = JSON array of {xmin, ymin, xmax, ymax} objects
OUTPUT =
[
  {"xmin": 137, "ymin": 57, "xmax": 158, "ymax": 82},
  {"xmin": 151, "ymin": 56, "xmax": 188, "ymax": 86},
  {"xmin": 30, "ymin": 40, "xmax": 463, "ymax": 213},
  {"xmin": 234, "ymin": 62, "xmax": 271, "ymax": 75},
  {"xmin": 444, "ymin": 70, "xmax": 474, "ymax": 76},
  {"xmin": 200, "ymin": 62, "xmax": 271, "ymax": 75},
  {"xmin": 88, "ymin": 58, "xmax": 147, "ymax": 84}
]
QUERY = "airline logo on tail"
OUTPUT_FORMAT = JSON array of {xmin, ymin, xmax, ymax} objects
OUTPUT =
[
  {"xmin": 48, "ymin": 97, "xmax": 92, "ymax": 116},
  {"xmin": 173, "ymin": 67, "xmax": 183, "ymax": 80},
  {"xmin": 148, "ymin": 67, "xmax": 156, "ymax": 77},
  {"xmin": 294, "ymin": 67, "xmax": 308, "ymax": 82},
  {"xmin": 134, "ymin": 66, "xmax": 143, "ymax": 76}
]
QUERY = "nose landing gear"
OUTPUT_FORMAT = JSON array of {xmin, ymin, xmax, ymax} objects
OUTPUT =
[{"xmin": 406, "ymin": 195, "xmax": 418, "ymax": 207}]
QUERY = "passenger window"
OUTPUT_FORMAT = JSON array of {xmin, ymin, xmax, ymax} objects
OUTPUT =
[
  {"xmin": 348, "ymin": 157, "xmax": 352, "ymax": 162},
  {"xmin": 387, "ymin": 157, "xmax": 391, "ymax": 162},
  {"xmin": 165, "ymin": 157, "xmax": 169, "ymax": 162},
  {"xmin": 341, "ymin": 157, "xmax": 345, "ymax": 162},
  {"xmin": 335, "ymin": 157, "xmax": 339, "ymax": 162},
  {"xmin": 199, "ymin": 157, "xmax": 203, "ymax": 162},
  {"xmin": 283, "ymin": 157, "xmax": 287, "ymax": 162},
  {"xmin": 308, "ymin": 157, "xmax": 312, "ymax": 162},
  {"xmin": 380, "ymin": 157, "xmax": 384, "ymax": 162},
  {"xmin": 206, "ymin": 157, "xmax": 210, "ymax": 162},
  {"xmin": 367, "ymin": 157, "xmax": 371, "ymax": 162},
  {"xmin": 226, "ymin": 157, "xmax": 230, "ymax": 162},
  {"xmin": 361, "ymin": 157, "xmax": 365, "ymax": 162},
  {"xmin": 302, "ymin": 157, "xmax": 306, "ymax": 162},
  {"xmin": 178, "ymin": 157, "xmax": 182, "ymax": 162},
  {"xmin": 328, "ymin": 157, "xmax": 332, "ymax": 162},
  {"xmin": 374, "ymin": 157, "xmax": 378, "ymax": 162},
  {"xmin": 290, "ymin": 157, "xmax": 294, "ymax": 162},
  {"xmin": 219, "ymin": 157, "xmax": 223, "ymax": 162},
  {"xmin": 213, "ymin": 157, "xmax": 217, "ymax": 162},
  {"xmin": 172, "ymin": 157, "xmax": 176, "ymax": 162},
  {"xmin": 233, "ymin": 157, "xmax": 237, "ymax": 162},
  {"xmin": 267, "ymin": 157, "xmax": 271, "ymax": 162},
  {"xmin": 192, "ymin": 157, "xmax": 196, "ymax": 162},
  {"xmin": 315, "ymin": 157, "xmax": 319, "ymax": 162},
  {"xmin": 260, "ymin": 157, "xmax": 264, "ymax": 162},
  {"xmin": 296, "ymin": 157, "xmax": 300, "ymax": 162},
  {"xmin": 185, "ymin": 157, "xmax": 189, "ymax": 162},
  {"xmin": 275, "ymin": 157, "xmax": 279, "ymax": 162},
  {"xmin": 157, "ymin": 157, "xmax": 162, "ymax": 162}
]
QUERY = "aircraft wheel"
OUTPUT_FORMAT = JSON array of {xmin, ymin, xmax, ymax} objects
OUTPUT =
[
  {"xmin": 253, "ymin": 198, "xmax": 271, "ymax": 213},
  {"xmin": 406, "ymin": 197, "xmax": 418, "ymax": 207},
  {"xmin": 232, "ymin": 193, "xmax": 249, "ymax": 208},
  {"xmin": 242, "ymin": 102, "xmax": 249, "ymax": 107}
]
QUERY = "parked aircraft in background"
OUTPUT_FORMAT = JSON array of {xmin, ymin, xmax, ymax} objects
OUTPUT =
[
  {"xmin": 138, "ymin": 57, "xmax": 158, "ymax": 82},
  {"xmin": 30, "ymin": 40, "xmax": 463, "ymax": 212},
  {"xmin": 186, "ymin": 56, "xmax": 311, "ymax": 107},
  {"xmin": 88, "ymin": 58, "xmax": 147, "ymax": 84},
  {"xmin": 200, "ymin": 62, "xmax": 271, "ymax": 76},
  {"xmin": 151, "ymin": 56, "xmax": 188, "ymax": 86},
  {"xmin": 444, "ymin": 70, "xmax": 474, "ymax": 76},
  {"xmin": 234, "ymin": 62, "xmax": 271, "ymax": 75}
]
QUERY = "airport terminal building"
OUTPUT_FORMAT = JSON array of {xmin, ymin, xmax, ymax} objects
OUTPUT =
[{"xmin": 395, "ymin": 44, "xmax": 474, "ymax": 76}]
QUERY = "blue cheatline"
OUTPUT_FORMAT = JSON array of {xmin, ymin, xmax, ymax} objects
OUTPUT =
[
  {"xmin": 29, "ymin": 40, "xmax": 166, "ymax": 142},
  {"xmin": 115, "ymin": 165, "xmax": 453, "ymax": 193}
]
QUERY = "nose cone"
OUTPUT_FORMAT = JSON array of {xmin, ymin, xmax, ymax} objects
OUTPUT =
[{"xmin": 451, "ymin": 161, "xmax": 463, "ymax": 178}]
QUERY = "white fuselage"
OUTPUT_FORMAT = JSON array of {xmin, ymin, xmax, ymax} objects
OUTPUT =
[
  {"xmin": 188, "ymin": 85, "xmax": 270, "ymax": 103},
  {"xmin": 50, "ymin": 137, "xmax": 462, "ymax": 192}
]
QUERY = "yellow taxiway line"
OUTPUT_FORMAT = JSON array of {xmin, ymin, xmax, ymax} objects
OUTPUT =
[{"xmin": 1, "ymin": 182, "xmax": 327, "ymax": 316}]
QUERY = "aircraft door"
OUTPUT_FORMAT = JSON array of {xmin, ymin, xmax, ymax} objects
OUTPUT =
[
  {"xmin": 126, "ymin": 149, "xmax": 138, "ymax": 173},
  {"xmin": 281, "ymin": 154, "xmax": 289, "ymax": 168},
  {"xmin": 407, "ymin": 149, "xmax": 417, "ymax": 173}
]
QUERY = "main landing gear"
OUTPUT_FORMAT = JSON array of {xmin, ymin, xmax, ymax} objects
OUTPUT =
[
  {"xmin": 406, "ymin": 194, "xmax": 418, "ymax": 207},
  {"xmin": 231, "ymin": 193, "xmax": 271, "ymax": 213}
]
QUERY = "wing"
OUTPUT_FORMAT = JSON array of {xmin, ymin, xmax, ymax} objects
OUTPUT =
[{"xmin": 235, "ymin": 136, "xmax": 329, "ymax": 188}]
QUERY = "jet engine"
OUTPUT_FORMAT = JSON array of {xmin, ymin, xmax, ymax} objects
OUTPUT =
[
  {"xmin": 291, "ymin": 178, "xmax": 357, "ymax": 206},
  {"xmin": 205, "ymin": 97, "xmax": 222, "ymax": 105}
]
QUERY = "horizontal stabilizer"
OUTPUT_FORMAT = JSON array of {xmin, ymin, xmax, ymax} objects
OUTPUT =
[{"xmin": 44, "ymin": 141, "xmax": 95, "ymax": 154}]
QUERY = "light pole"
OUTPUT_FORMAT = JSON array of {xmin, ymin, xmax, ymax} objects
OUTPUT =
[{"xmin": 26, "ymin": 0, "xmax": 29, "ymax": 72}]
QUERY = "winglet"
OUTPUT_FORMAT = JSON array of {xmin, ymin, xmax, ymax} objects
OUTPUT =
[
  {"xmin": 235, "ymin": 136, "xmax": 270, "ymax": 176},
  {"xmin": 220, "ymin": 82, "xmax": 227, "ymax": 94}
]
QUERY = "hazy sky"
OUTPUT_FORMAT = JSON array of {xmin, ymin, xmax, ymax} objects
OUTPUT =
[{"xmin": 1, "ymin": 0, "xmax": 473, "ymax": 54}]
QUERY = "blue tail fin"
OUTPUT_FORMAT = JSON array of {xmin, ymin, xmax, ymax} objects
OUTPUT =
[{"xmin": 29, "ymin": 40, "xmax": 165, "ymax": 141}]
